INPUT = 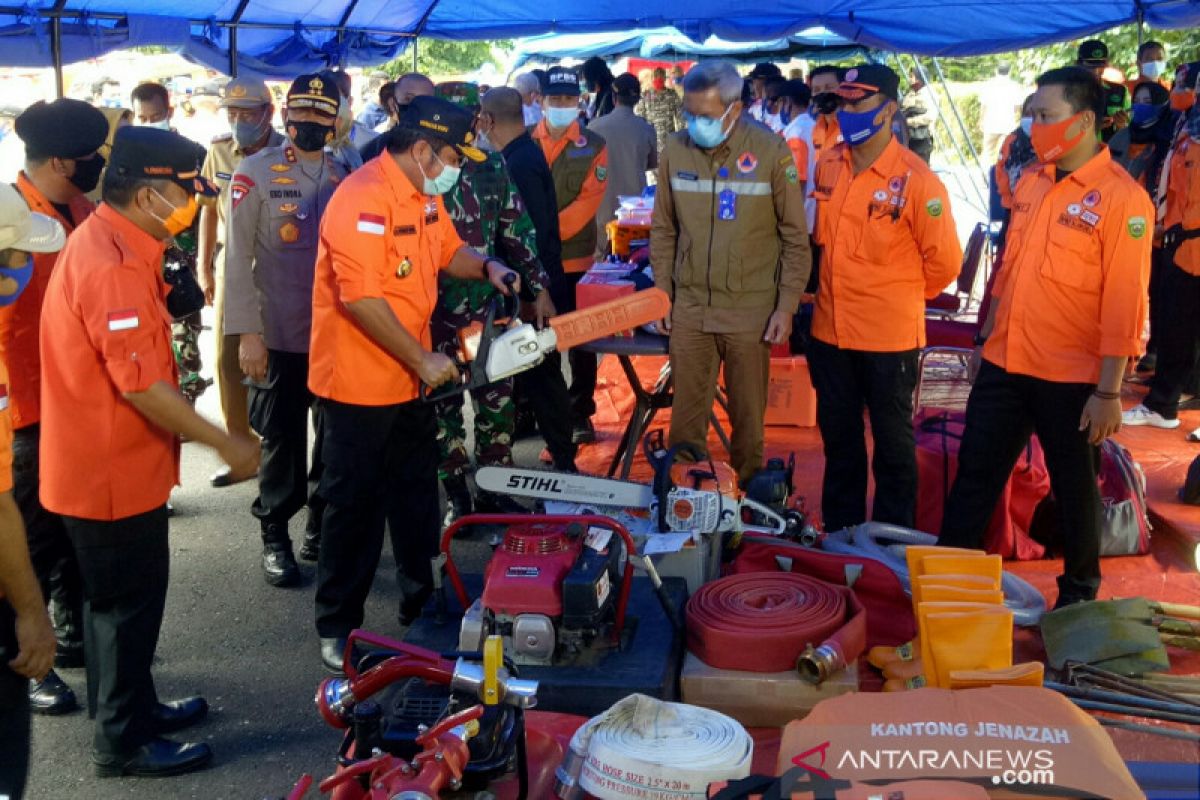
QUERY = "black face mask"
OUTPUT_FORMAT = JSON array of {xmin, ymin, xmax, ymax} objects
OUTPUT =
[
  {"xmin": 813, "ymin": 92, "xmax": 839, "ymax": 116},
  {"xmin": 289, "ymin": 120, "xmax": 333, "ymax": 152},
  {"xmin": 68, "ymin": 154, "xmax": 105, "ymax": 193}
]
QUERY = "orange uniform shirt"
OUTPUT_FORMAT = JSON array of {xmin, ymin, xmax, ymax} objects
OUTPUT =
[
  {"xmin": 811, "ymin": 114, "xmax": 842, "ymax": 155},
  {"xmin": 786, "ymin": 134, "xmax": 809, "ymax": 177},
  {"xmin": 995, "ymin": 131, "xmax": 1019, "ymax": 210},
  {"xmin": 1162, "ymin": 137, "xmax": 1200, "ymax": 275},
  {"xmin": 984, "ymin": 147, "xmax": 1153, "ymax": 384},
  {"xmin": 811, "ymin": 137, "xmax": 962, "ymax": 352},
  {"xmin": 39, "ymin": 203, "xmax": 179, "ymax": 521},
  {"xmin": 309, "ymin": 153, "xmax": 466, "ymax": 406},
  {"xmin": 532, "ymin": 119, "xmax": 608, "ymax": 273},
  {"xmin": 0, "ymin": 360, "xmax": 12, "ymax": 494},
  {"xmin": 0, "ymin": 173, "xmax": 94, "ymax": 430}
]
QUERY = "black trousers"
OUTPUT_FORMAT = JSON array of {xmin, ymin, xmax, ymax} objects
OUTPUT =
[
  {"xmin": 13, "ymin": 425, "xmax": 82, "ymax": 641},
  {"xmin": 1144, "ymin": 245, "xmax": 1169, "ymax": 356},
  {"xmin": 807, "ymin": 339, "xmax": 919, "ymax": 533},
  {"xmin": 1145, "ymin": 260, "xmax": 1200, "ymax": 421},
  {"xmin": 0, "ymin": 601, "xmax": 30, "ymax": 799},
  {"xmin": 552, "ymin": 272, "xmax": 598, "ymax": 420},
  {"xmin": 248, "ymin": 350, "xmax": 324, "ymax": 537},
  {"xmin": 941, "ymin": 360, "xmax": 1101, "ymax": 602},
  {"xmin": 64, "ymin": 506, "xmax": 170, "ymax": 756},
  {"xmin": 315, "ymin": 398, "xmax": 440, "ymax": 638},
  {"xmin": 514, "ymin": 351, "xmax": 578, "ymax": 470}
]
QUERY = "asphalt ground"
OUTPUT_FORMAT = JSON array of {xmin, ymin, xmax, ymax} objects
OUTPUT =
[{"xmin": 24, "ymin": 312, "xmax": 524, "ymax": 800}]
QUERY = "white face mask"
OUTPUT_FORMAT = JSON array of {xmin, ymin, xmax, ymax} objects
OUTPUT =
[
  {"xmin": 1142, "ymin": 60, "xmax": 1167, "ymax": 80},
  {"xmin": 139, "ymin": 118, "xmax": 172, "ymax": 131}
]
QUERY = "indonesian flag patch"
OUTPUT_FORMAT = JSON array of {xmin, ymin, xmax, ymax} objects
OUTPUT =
[
  {"xmin": 357, "ymin": 212, "xmax": 386, "ymax": 236},
  {"xmin": 0, "ymin": 383, "xmax": 8, "ymax": 411},
  {"xmin": 107, "ymin": 308, "xmax": 139, "ymax": 332}
]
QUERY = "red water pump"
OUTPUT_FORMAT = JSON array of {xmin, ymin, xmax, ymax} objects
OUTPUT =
[{"xmin": 441, "ymin": 515, "xmax": 637, "ymax": 666}]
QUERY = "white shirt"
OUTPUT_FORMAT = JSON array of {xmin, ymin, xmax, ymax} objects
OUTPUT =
[
  {"xmin": 980, "ymin": 75, "xmax": 1028, "ymax": 135},
  {"xmin": 783, "ymin": 114, "xmax": 818, "ymax": 232}
]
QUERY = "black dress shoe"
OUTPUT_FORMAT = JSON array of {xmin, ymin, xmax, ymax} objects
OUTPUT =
[
  {"xmin": 571, "ymin": 418, "xmax": 596, "ymax": 444},
  {"xmin": 55, "ymin": 638, "xmax": 85, "ymax": 669},
  {"xmin": 210, "ymin": 465, "xmax": 255, "ymax": 488},
  {"xmin": 320, "ymin": 637, "xmax": 347, "ymax": 675},
  {"xmin": 150, "ymin": 696, "xmax": 209, "ymax": 735},
  {"xmin": 94, "ymin": 737, "xmax": 213, "ymax": 778},
  {"xmin": 262, "ymin": 543, "xmax": 300, "ymax": 587},
  {"xmin": 29, "ymin": 669, "xmax": 78, "ymax": 715},
  {"xmin": 298, "ymin": 528, "xmax": 320, "ymax": 561}
]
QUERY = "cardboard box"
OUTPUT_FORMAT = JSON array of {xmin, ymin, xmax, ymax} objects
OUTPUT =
[
  {"xmin": 680, "ymin": 651, "xmax": 858, "ymax": 728},
  {"xmin": 576, "ymin": 268, "xmax": 637, "ymax": 336},
  {"xmin": 766, "ymin": 356, "xmax": 817, "ymax": 428}
]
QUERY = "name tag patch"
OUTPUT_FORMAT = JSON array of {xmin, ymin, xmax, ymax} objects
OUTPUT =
[
  {"xmin": 676, "ymin": 171, "xmax": 699, "ymax": 181},
  {"xmin": 107, "ymin": 308, "xmax": 139, "ymax": 332}
]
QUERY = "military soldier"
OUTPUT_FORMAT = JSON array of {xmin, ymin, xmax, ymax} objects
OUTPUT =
[
  {"xmin": 223, "ymin": 74, "xmax": 347, "ymax": 586},
  {"xmin": 636, "ymin": 67, "xmax": 683, "ymax": 153},
  {"xmin": 433, "ymin": 87, "xmax": 553, "ymax": 524},
  {"xmin": 198, "ymin": 77, "xmax": 284, "ymax": 488}
]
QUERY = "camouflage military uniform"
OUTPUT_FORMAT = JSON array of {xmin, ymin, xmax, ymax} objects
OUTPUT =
[
  {"xmin": 636, "ymin": 88, "xmax": 683, "ymax": 153},
  {"xmin": 435, "ymin": 152, "xmax": 550, "ymax": 481},
  {"xmin": 167, "ymin": 227, "xmax": 208, "ymax": 403}
]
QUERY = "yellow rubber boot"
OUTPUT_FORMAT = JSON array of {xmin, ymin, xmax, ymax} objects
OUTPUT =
[
  {"xmin": 867, "ymin": 638, "xmax": 919, "ymax": 671},
  {"xmin": 923, "ymin": 607, "xmax": 1014, "ymax": 688}
]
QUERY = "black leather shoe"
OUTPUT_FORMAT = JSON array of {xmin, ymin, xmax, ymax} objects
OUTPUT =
[
  {"xmin": 149, "ymin": 696, "xmax": 209, "ymax": 735},
  {"xmin": 571, "ymin": 418, "xmax": 596, "ymax": 445},
  {"xmin": 320, "ymin": 637, "xmax": 347, "ymax": 675},
  {"xmin": 210, "ymin": 465, "xmax": 255, "ymax": 488},
  {"xmin": 29, "ymin": 669, "xmax": 78, "ymax": 715},
  {"xmin": 55, "ymin": 638, "xmax": 85, "ymax": 669},
  {"xmin": 298, "ymin": 524, "xmax": 320, "ymax": 561},
  {"xmin": 441, "ymin": 475, "xmax": 474, "ymax": 531},
  {"xmin": 94, "ymin": 737, "xmax": 213, "ymax": 778},
  {"xmin": 261, "ymin": 526, "xmax": 301, "ymax": 587}
]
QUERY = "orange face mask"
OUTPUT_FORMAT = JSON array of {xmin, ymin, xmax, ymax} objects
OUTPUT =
[
  {"xmin": 1171, "ymin": 90, "xmax": 1196, "ymax": 112},
  {"xmin": 1030, "ymin": 110, "xmax": 1087, "ymax": 163}
]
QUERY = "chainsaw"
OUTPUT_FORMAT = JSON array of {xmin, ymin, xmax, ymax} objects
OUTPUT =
[
  {"xmin": 475, "ymin": 438, "xmax": 789, "ymax": 537},
  {"xmin": 420, "ymin": 277, "xmax": 671, "ymax": 401}
]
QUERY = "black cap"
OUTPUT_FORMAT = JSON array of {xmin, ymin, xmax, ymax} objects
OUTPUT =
[
  {"xmin": 747, "ymin": 63, "xmax": 783, "ymax": 81},
  {"xmin": 398, "ymin": 95, "xmax": 485, "ymax": 162},
  {"xmin": 1077, "ymin": 39, "xmax": 1109, "ymax": 67},
  {"xmin": 107, "ymin": 127, "xmax": 219, "ymax": 198},
  {"xmin": 286, "ymin": 73, "xmax": 340, "ymax": 117},
  {"xmin": 15, "ymin": 99, "xmax": 108, "ymax": 161},
  {"xmin": 544, "ymin": 66, "xmax": 580, "ymax": 97},
  {"xmin": 836, "ymin": 64, "xmax": 901, "ymax": 102},
  {"xmin": 612, "ymin": 73, "xmax": 641, "ymax": 102}
]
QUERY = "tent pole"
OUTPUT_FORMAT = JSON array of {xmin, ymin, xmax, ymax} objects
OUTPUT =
[
  {"xmin": 412, "ymin": 37, "xmax": 419, "ymax": 71},
  {"xmin": 930, "ymin": 57, "xmax": 990, "ymax": 192},
  {"xmin": 1137, "ymin": 10, "xmax": 1145, "ymax": 46},
  {"xmin": 50, "ymin": 15, "xmax": 64, "ymax": 98},
  {"xmin": 227, "ymin": 0, "xmax": 252, "ymax": 77},
  {"xmin": 914, "ymin": 55, "xmax": 989, "ymax": 215},
  {"xmin": 904, "ymin": 54, "xmax": 983, "ymax": 213}
]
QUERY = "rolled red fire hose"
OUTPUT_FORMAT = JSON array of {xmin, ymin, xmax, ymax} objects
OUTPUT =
[{"xmin": 687, "ymin": 573, "xmax": 867, "ymax": 679}]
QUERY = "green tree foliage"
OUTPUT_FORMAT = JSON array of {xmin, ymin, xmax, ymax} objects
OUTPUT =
[
  {"xmin": 378, "ymin": 39, "xmax": 511, "ymax": 80},
  {"xmin": 937, "ymin": 26, "xmax": 1200, "ymax": 83}
]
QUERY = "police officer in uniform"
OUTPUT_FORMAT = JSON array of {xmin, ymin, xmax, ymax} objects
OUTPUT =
[
  {"xmin": 198, "ymin": 77, "xmax": 283, "ymax": 488},
  {"xmin": 650, "ymin": 61, "xmax": 811, "ymax": 484},
  {"xmin": 224, "ymin": 74, "xmax": 347, "ymax": 586},
  {"xmin": 1077, "ymin": 40, "xmax": 1129, "ymax": 142}
]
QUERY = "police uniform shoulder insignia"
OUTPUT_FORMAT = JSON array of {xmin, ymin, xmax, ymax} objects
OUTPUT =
[
  {"xmin": 926, "ymin": 197, "xmax": 944, "ymax": 217},
  {"xmin": 785, "ymin": 164, "xmax": 799, "ymax": 185},
  {"xmin": 284, "ymin": 146, "xmax": 297, "ymax": 164},
  {"xmin": 279, "ymin": 202, "xmax": 299, "ymax": 214},
  {"xmin": 270, "ymin": 163, "xmax": 291, "ymax": 173},
  {"xmin": 1082, "ymin": 190, "xmax": 1101, "ymax": 208},
  {"xmin": 1128, "ymin": 216, "xmax": 1147, "ymax": 239},
  {"xmin": 272, "ymin": 176, "xmax": 297, "ymax": 185},
  {"xmin": 737, "ymin": 152, "xmax": 758, "ymax": 174},
  {"xmin": 230, "ymin": 175, "xmax": 253, "ymax": 209},
  {"xmin": 596, "ymin": 165, "xmax": 607, "ymax": 181},
  {"xmin": 279, "ymin": 222, "xmax": 300, "ymax": 243}
]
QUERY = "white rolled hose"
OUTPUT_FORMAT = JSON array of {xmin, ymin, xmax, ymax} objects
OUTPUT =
[
  {"xmin": 555, "ymin": 694, "xmax": 752, "ymax": 800},
  {"xmin": 819, "ymin": 522, "xmax": 1047, "ymax": 627}
]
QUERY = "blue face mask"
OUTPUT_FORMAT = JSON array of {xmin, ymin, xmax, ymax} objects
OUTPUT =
[
  {"xmin": 1130, "ymin": 103, "xmax": 1161, "ymax": 128},
  {"xmin": 685, "ymin": 104, "xmax": 734, "ymax": 149},
  {"xmin": 545, "ymin": 106, "xmax": 579, "ymax": 130},
  {"xmin": 0, "ymin": 254, "xmax": 33, "ymax": 307},
  {"xmin": 837, "ymin": 104, "xmax": 890, "ymax": 147},
  {"xmin": 419, "ymin": 150, "xmax": 461, "ymax": 196}
]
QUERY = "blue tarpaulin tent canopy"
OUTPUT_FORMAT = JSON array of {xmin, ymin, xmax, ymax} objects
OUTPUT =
[
  {"xmin": 1, "ymin": 0, "xmax": 1198, "ymax": 81},
  {"xmin": 510, "ymin": 26, "xmax": 867, "ymax": 68}
]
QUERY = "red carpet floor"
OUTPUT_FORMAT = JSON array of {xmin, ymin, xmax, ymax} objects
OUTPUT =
[{"xmin": 575, "ymin": 354, "xmax": 1200, "ymax": 765}]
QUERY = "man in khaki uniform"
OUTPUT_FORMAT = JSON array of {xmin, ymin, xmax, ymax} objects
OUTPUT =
[
  {"xmin": 651, "ymin": 61, "xmax": 811, "ymax": 483},
  {"xmin": 198, "ymin": 77, "xmax": 283, "ymax": 487}
]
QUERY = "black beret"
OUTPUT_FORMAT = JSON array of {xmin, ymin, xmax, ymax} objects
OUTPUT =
[{"xmin": 15, "ymin": 99, "xmax": 108, "ymax": 161}]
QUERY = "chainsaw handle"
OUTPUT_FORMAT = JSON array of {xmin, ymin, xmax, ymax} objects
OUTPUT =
[
  {"xmin": 419, "ymin": 360, "xmax": 473, "ymax": 403},
  {"xmin": 440, "ymin": 513, "xmax": 636, "ymax": 644}
]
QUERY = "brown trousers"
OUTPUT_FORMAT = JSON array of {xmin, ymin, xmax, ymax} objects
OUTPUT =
[
  {"xmin": 668, "ymin": 316, "xmax": 770, "ymax": 483},
  {"xmin": 213, "ymin": 250, "xmax": 255, "ymax": 439}
]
